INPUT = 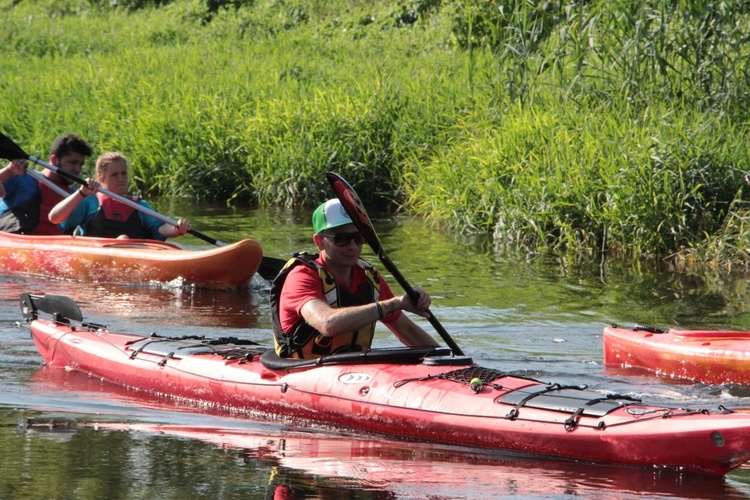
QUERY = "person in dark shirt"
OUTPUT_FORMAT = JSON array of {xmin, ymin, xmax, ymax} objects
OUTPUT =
[{"xmin": 0, "ymin": 134, "xmax": 92, "ymax": 234}]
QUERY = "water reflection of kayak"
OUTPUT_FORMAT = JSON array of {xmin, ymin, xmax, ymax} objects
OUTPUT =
[
  {"xmin": 0, "ymin": 231, "xmax": 262, "ymax": 288},
  {"xmin": 604, "ymin": 325, "xmax": 750, "ymax": 385},
  {"xmin": 22, "ymin": 371, "xmax": 750, "ymax": 498},
  {"xmin": 86, "ymin": 421, "xmax": 742, "ymax": 499},
  {"xmin": 22, "ymin": 292, "xmax": 750, "ymax": 476}
]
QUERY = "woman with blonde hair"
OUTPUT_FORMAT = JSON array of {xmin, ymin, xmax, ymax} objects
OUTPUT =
[{"xmin": 50, "ymin": 152, "xmax": 190, "ymax": 240}]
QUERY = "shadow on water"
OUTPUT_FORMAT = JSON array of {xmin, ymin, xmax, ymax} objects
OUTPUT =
[
  {"xmin": 61, "ymin": 422, "xmax": 749, "ymax": 499},
  {"xmin": 0, "ymin": 274, "xmax": 266, "ymax": 330}
]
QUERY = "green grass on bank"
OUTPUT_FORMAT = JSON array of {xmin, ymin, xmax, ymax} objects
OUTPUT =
[{"xmin": 1, "ymin": 0, "xmax": 750, "ymax": 267}]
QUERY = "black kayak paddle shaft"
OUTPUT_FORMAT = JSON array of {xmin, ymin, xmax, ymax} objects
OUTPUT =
[{"xmin": 325, "ymin": 172, "xmax": 465, "ymax": 356}]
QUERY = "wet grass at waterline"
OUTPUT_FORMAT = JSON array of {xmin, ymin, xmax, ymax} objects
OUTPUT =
[{"xmin": 1, "ymin": 0, "xmax": 750, "ymax": 266}]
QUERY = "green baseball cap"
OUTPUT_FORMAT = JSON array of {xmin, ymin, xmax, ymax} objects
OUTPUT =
[{"xmin": 312, "ymin": 199, "xmax": 353, "ymax": 234}]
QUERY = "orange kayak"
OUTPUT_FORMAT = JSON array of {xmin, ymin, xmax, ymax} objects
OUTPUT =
[
  {"xmin": 0, "ymin": 231, "xmax": 263, "ymax": 288},
  {"xmin": 603, "ymin": 324, "xmax": 750, "ymax": 385}
]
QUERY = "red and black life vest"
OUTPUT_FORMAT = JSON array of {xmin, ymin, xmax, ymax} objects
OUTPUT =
[
  {"xmin": 0, "ymin": 179, "xmax": 70, "ymax": 235},
  {"xmin": 85, "ymin": 193, "xmax": 152, "ymax": 239},
  {"xmin": 270, "ymin": 252, "xmax": 381, "ymax": 359},
  {"xmin": 34, "ymin": 181, "xmax": 70, "ymax": 235}
]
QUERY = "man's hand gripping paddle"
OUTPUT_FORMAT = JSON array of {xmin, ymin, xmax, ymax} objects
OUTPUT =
[{"xmin": 326, "ymin": 172, "xmax": 465, "ymax": 356}]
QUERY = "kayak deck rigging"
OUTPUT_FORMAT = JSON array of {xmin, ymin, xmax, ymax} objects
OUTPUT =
[
  {"xmin": 22, "ymin": 291, "xmax": 750, "ymax": 475},
  {"xmin": 26, "ymin": 294, "xmax": 667, "ymax": 428}
]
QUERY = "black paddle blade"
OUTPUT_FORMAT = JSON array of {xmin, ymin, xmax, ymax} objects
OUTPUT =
[
  {"xmin": 20, "ymin": 292, "xmax": 83, "ymax": 323},
  {"xmin": 0, "ymin": 132, "xmax": 31, "ymax": 162},
  {"xmin": 325, "ymin": 172, "xmax": 382, "ymax": 255},
  {"xmin": 256, "ymin": 255, "xmax": 288, "ymax": 282}
]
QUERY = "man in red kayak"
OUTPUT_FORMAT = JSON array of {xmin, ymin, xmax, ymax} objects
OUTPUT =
[
  {"xmin": 0, "ymin": 134, "xmax": 93, "ymax": 235},
  {"xmin": 49, "ymin": 151, "xmax": 190, "ymax": 240},
  {"xmin": 270, "ymin": 198, "xmax": 439, "ymax": 359}
]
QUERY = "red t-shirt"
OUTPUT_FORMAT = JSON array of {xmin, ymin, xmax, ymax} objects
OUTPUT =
[{"xmin": 279, "ymin": 257, "xmax": 401, "ymax": 333}]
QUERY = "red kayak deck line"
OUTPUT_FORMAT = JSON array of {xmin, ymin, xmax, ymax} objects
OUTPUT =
[
  {"xmin": 22, "ymin": 295, "xmax": 750, "ymax": 476},
  {"xmin": 0, "ymin": 231, "xmax": 263, "ymax": 288},
  {"xmin": 603, "ymin": 325, "xmax": 750, "ymax": 385}
]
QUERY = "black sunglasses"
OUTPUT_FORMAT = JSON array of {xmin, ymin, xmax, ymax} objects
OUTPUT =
[{"xmin": 321, "ymin": 231, "xmax": 365, "ymax": 247}]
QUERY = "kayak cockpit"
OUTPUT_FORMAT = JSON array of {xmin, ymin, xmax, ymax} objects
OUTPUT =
[
  {"xmin": 258, "ymin": 347, "xmax": 473, "ymax": 370},
  {"xmin": 20, "ymin": 291, "xmax": 475, "ymax": 369}
]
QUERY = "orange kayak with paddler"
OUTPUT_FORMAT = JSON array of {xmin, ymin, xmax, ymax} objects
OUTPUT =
[{"xmin": 0, "ymin": 231, "xmax": 263, "ymax": 288}]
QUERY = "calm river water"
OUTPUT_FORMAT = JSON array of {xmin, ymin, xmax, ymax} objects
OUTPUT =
[{"xmin": 3, "ymin": 202, "xmax": 750, "ymax": 499}]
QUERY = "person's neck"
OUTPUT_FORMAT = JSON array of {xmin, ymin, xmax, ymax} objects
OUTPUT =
[{"xmin": 42, "ymin": 170, "xmax": 65, "ymax": 186}]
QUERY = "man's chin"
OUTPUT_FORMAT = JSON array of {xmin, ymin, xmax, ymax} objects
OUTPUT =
[{"xmin": 343, "ymin": 255, "xmax": 361, "ymax": 265}]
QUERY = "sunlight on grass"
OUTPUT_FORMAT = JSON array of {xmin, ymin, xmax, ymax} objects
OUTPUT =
[{"xmin": 1, "ymin": 0, "xmax": 749, "ymax": 266}]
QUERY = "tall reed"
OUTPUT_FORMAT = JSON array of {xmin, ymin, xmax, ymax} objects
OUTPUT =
[{"xmin": 1, "ymin": 0, "xmax": 749, "ymax": 265}]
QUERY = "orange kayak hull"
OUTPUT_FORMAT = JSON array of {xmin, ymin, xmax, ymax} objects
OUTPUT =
[{"xmin": 0, "ymin": 231, "xmax": 262, "ymax": 288}]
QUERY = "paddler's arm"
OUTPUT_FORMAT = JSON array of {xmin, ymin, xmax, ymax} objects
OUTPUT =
[
  {"xmin": 300, "ymin": 298, "xmax": 387, "ymax": 337},
  {"xmin": 299, "ymin": 288, "xmax": 439, "ymax": 347},
  {"xmin": 0, "ymin": 160, "xmax": 28, "ymax": 198},
  {"xmin": 48, "ymin": 177, "xmax": 98, "ymax": 224},
  {"xmin": 157, "ymin": 217, "xmax": 191, "ymax": 239},
  {"xmin": 383, "ymin": 289, "xmax": 440, "ymax": 347}
]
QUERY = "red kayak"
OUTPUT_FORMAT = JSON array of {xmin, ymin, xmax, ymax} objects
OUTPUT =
[
  {"xmin": 22, "ymin": 293, "xmax": 750, "ymax": 476},
  {"xmin": 603, "ymin": 324, "xmax": 750, "ymax": 385},
  {"xmin": 0, "ymin": 231, "xmax": 263, "ymax": 288}
]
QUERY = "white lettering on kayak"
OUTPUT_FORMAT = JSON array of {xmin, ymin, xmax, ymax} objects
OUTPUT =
[{"xmin": 339, "ymin": 373, "xmax": 372, "ymax": 384}]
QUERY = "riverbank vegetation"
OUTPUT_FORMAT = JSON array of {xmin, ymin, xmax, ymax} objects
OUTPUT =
[{"xmin": 2, "ymin": 0, "xmax": 749, "ymax": 266}]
